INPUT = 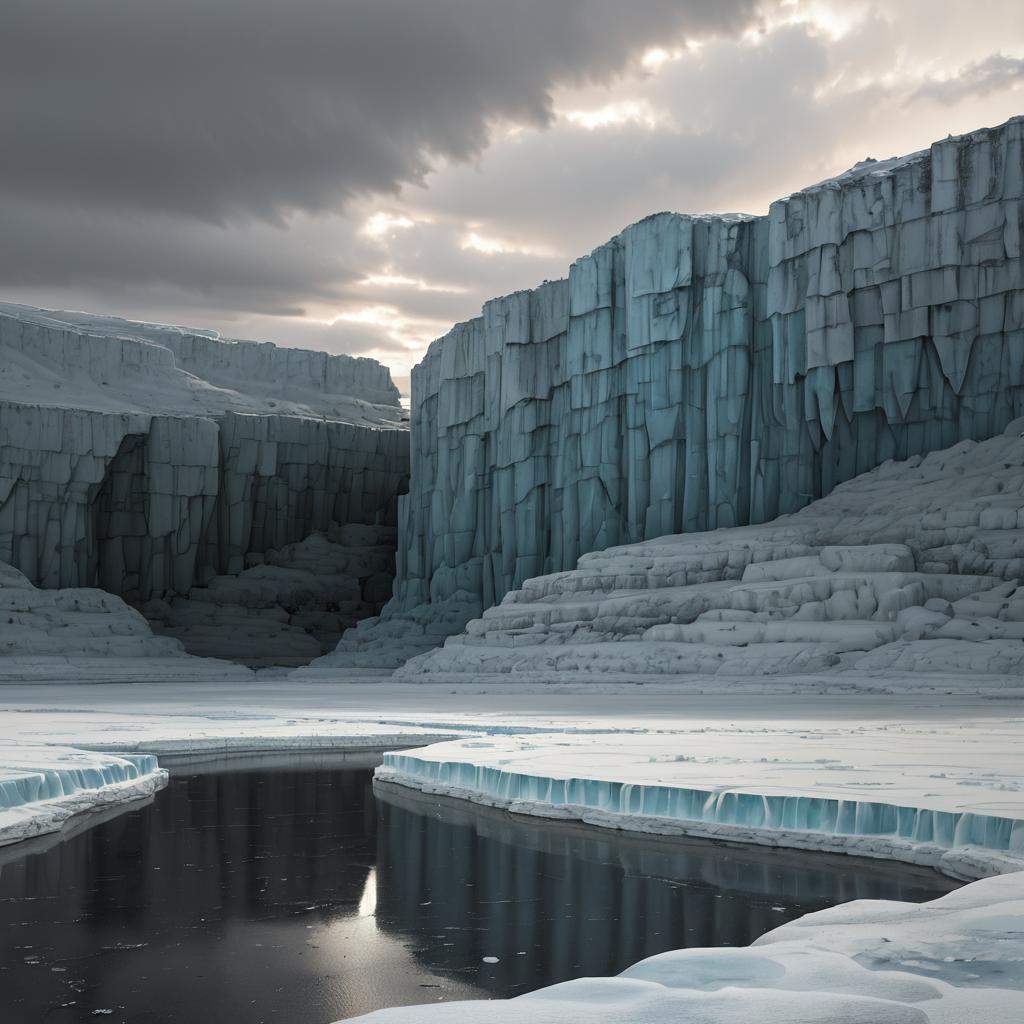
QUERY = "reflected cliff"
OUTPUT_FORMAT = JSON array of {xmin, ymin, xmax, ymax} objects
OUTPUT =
[{"xmin": 371, "ymin": 779, "xmax": 958, "ymax": 994}]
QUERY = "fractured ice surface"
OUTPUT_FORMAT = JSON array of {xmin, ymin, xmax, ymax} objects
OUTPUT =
[{"xmin": 319, "ymin": 116, "xmax": 1024, "ymax": 669}]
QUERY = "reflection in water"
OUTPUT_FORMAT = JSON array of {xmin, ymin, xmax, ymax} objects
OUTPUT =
[
  {"xmin": 372, "ymin": 781, "xmax": 959, "ymax": 995},
  {"xmin": 0, "ymin": 766, "xmax": 957, "ymax": 1024}
]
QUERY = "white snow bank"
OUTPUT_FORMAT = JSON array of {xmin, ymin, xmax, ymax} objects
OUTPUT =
[
  {"xmin": 344, "ymin": 870, "xmax": 1024, "ymax": 1023},
  {"xmin": 0, "ymin": 744, "xmax": 166, "ymax": 845}
]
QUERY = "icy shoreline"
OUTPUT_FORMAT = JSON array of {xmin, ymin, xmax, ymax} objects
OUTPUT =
[
  {"xmin": 0, "ymin": 746, "xmax": 167, "ymax": 846},
  {"xmin": 373, "ymin": 703, "xmax": 1024, "ymax": 883},
  {"xmin": 376, "ymin": 764, "xmax": 1024, "ymax": 882}
]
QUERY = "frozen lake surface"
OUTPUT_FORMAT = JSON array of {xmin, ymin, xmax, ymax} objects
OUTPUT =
[{"xmin": 0, "ymin": 764, "xmax": 958, "ymax": 1023}]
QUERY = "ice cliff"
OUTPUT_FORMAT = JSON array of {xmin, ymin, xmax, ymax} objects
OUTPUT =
[
  {"xmin": 312, "ymin": 116, "xmax": 1024, "ymax": 670},
  {"xmin": 0, "ymin": 305, "xmax": 409, "ymax": 661}
]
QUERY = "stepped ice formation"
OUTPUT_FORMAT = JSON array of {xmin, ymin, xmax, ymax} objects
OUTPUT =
[
  {"xmin": 0, "ymin": 303, "xmax": 409, "ymax": 659},
  {"xmin": 347, "ymin": 872, "xmax": 1024, "ymax": 1024},
  {"xmin": 393, "ymin": 421, "xmax": 1024, "ymax": 684},
  {"xmin": 0, "ymin": 560, "xmax": 251, "ymax": 681},
  {"xmin": 316, "ymin": 116, "xmax": 1024, "ymax": 669}
]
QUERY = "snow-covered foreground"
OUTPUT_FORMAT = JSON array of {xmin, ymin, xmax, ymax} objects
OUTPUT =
[
  {"xmin": 0, "ymin": 680, "xmax": 1020, "ymax": 877},
  {"xmin": 345, "ymin": 870, "xmax": 1024, "ymax": 1024},
  {"xmin": 0, "ymin": 680, "xmax": 1021, "ymax": 1018}
]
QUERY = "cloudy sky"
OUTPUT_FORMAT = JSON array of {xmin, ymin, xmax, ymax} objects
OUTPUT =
[{"xmin": 3, "ymin": 0, "xmax": 1023, "ymax": 380}]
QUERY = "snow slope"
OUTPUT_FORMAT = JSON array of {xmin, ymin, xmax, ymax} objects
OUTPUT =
[
  {"xmin": 386, "ymin": 421, "xmax": 1024, "ymax": 687},
  {"xmin": 344, "ymin": 871, "xmax": 1024, "ymax": 1024}
]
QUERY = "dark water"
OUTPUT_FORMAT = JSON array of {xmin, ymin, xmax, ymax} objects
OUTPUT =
[{"xmin": 0, "ymin": 765, "xmax": 958, "ymax": 1024}]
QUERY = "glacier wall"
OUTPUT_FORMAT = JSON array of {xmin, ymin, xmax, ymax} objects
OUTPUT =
[
  {"xmin": 0, "ymin": 403, "xmax": 408, "ymax": 603},
  {"xmin": 0, "ymin": 307, "xmax": 410, "ymax": 611},
  {"xmin": 321, "ymin": 117, "xmax": 1024, "ymax": 668}
]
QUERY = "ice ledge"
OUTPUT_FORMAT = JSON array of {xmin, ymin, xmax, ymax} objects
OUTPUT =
[
  {"xmin": 376, "ymin": 756, "xmax": 1024, "ymax": 881},
  {"xmin": 0, "ymin": 747, "xmax": 167, "ymax": 846}
]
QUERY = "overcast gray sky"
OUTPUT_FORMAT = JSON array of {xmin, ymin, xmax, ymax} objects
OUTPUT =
[{"xmin": 3, "ymin": 0, "xmax": 1023, "ymax": 376}]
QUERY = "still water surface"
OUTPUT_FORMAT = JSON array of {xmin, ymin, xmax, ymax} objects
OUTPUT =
[{"xmin": 0, "ymin": 764, "xmax": 958, "ymax": 1023}]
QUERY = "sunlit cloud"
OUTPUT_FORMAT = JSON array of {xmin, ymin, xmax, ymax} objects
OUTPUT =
[
  {"xmin": 360, "ymin": 273, "xmax": 468, "ymax": 294},
  {"xmin": 361, "ymin": 211, "xmax": 417, "ymax": 238},
  {"xmin": 768, "ymin": 0, "xmax": 872, "ymax": 41},
  {"xmin": 563, "ymin": 99, "xmax": 665, "ymax": 131},
  {"xmin": 460, "ymin": 231, "xmax": 557, "ymax": 257}
]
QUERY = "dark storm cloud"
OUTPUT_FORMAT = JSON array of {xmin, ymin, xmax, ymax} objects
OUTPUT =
[
  {"xmin": 0, "ymin": 0, "xmax": 760, "ymax": 223},
  {"xmin": 0, "ymin": 197, "xmax": 357, "ymax": 314}
]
